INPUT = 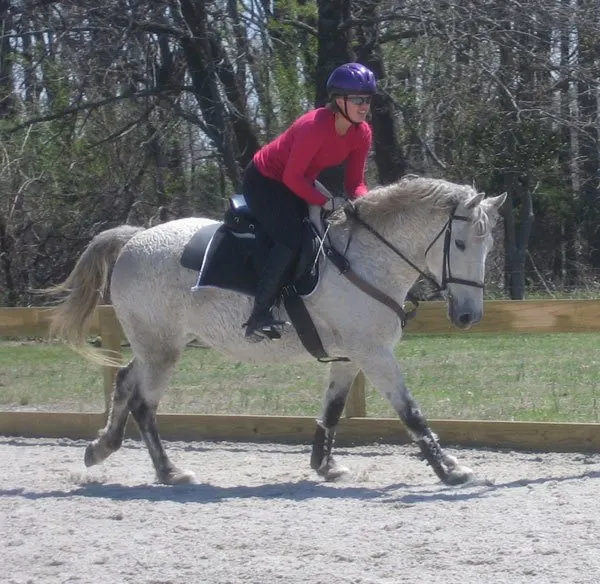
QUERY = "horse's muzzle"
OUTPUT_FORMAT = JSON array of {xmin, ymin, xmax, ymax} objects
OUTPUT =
[{"xmin": 448, "ymin": 301, "xmax": 482, "ymax": 330}]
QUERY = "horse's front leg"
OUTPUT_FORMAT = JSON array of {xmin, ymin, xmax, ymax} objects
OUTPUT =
[
  {"xmin": 360, "ymin": 348, "xmax": 475, "ymax": 486},
  {"xmin": 311, "ymin": 360, "xmax": 362, "ymax": 481}
]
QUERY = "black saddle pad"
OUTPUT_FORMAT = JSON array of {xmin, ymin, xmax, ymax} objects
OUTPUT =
[
  {"xmin": 181, "ymin": 222, "xmax": 319, "ymax": 297},
  {"xmin": 180, "ymin": 222, "xmax": 221, "ymax": 272}
]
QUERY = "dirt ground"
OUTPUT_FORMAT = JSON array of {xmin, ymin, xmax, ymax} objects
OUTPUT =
[{"xmin": 1, "ymin": 436, "xmax": 600, "ymax": 584}]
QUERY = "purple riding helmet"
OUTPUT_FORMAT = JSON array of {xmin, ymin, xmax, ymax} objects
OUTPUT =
[{"xmin": 326, "ymin": 63, "xmax": 377, "ymax": 97}]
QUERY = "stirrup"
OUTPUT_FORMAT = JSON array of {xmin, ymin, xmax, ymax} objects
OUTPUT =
[
  {"xmin": 247, "ymin": 325, "xmax": 282, "ymax": 341},
  {"xmin": 243, "ymin": 315, "xmax": 289, "ymax": 341}
]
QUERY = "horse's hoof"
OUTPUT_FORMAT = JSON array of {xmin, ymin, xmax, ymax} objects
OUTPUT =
[
  {"xmin": 84, "ymin": 445, "xmax": 97, "ymax": 467},
  {"xmin": 160, "ymin": 469, "xmax": 198, "ymax": 485},
  {"xmin": 442, "ymin": 453, "xmax": 459, "ymax": 469},
  {"xmin": 84, "ymin": 441, "xmax": 109, "ymax": 467},
  {"xmin": 444, "ymin": 464, "xmax": 475, "ymax": 486},
  {"xmin": 317, "ymin": 459, "xmax": 349, "ymax": 482}
]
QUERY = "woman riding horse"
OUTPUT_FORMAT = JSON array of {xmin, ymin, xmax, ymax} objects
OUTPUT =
[{"xmin": 242, "ymin": 62, "xmax": 377, "ymax": 341}]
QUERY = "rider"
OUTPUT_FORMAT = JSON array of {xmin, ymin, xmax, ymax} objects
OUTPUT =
[{"xmin": 242, "ymin": 62, "xmax": 377, "ymax": 341}]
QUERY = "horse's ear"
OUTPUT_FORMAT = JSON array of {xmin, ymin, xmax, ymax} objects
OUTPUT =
[
  {"xmin": 483, "ymin": 192, "xmax": 508, "ymax": 213},
  {"xmin": 465, "ymin": 192, "xmax": 485, "ymax": 209}
]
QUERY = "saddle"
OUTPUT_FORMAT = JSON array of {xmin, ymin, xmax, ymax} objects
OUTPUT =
[
  {"xmin": 181, "ymin": 195, "xmax": 320, "ymax": 297},
  {"xmin": 181, "ymin": 195, "xmax": 347, "ymax": 362}
]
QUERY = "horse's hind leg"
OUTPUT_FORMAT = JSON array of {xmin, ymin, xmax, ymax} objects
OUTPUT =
[
  {"xmin": 85, "ymin": 359, "xmax": 136, "ymax": 467},
  {"xmin": 310, "ymin": 360, "xmax": 361, "ymax": 481},
  {"xmin": 85, "ymin": 349, "xmax": 194, "ymax": 485},
  {"xmin": 127, "ymin": 348, "xmax": 196, "ymax": 485}
]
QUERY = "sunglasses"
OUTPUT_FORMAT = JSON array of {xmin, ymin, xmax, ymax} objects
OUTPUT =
[{"xmin": 346, "ymin": 95, "xmax": 373, "ymax": 106}]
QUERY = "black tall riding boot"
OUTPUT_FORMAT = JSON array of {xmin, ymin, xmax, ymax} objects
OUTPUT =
[{"xmin": 244, "ymin": 243, "xmax": 296, "ymax": 340}]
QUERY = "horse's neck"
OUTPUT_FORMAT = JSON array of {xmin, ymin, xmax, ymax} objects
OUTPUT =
[{"xmin": 326, "ymin": 210, "xmax": 443, "ymax": 301}]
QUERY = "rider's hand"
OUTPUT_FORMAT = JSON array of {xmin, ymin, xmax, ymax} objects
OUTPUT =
[{"xmin": 323, "ymin": 196, "xmax": 348, "ymax": 213}]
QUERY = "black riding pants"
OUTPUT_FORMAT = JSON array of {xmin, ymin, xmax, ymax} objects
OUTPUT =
[{"xmin": 242, "ymin": 161, "xmax": 307, "ymax": 253}]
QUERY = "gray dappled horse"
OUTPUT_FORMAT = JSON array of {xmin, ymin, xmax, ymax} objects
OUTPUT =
[{"xmin": 47, "ymin": 176, "xmax": 506, "ymax": 486}]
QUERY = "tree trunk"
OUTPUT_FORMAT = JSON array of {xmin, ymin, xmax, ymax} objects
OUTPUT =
[
  {"xmin": 0, "ymin": 214, "xmax": 17, "ymax": 306},
  {"xmin": 177, "ymin": 0, "xmax": 245, "ymax": 189},
  {"xmin": 558, "ymin": 3, "xmax": 579, "ymax": 286},
  {"xmin": 315, "ymin": 0, "xmax": 352, "ymax": 108},
  {"xmin": 0, "ymin": 0, "xmax": 14, "ymax": 118},
  {"xmin": 314, "ymin": 0, "xmax": 352, "ymax": 194},
  {"xmin": 492, "ymin": 7, "xmax": 537, "ymax": 299},
  {"xmin": 577, "ymin": 2, "xmax": 600, "ymax": 267},
  {"xmin": 354, "ymin": 0, "xmax": 407, "ymax": 184}
]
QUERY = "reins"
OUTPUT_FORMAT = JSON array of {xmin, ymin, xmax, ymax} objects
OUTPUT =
[{"xmin": 323, "ymin": 243, "xmax": 413, "ymax": 327}]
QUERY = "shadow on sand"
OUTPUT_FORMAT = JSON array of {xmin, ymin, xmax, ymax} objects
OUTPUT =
[{"xmin": 3, "ymin": 469, "xmax": 600, "ymax": 506}]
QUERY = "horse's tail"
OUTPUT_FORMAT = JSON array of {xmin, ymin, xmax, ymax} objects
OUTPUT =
[{"xmin": 44, "ymin": 225, "xmax": 144, "ymax": 350}]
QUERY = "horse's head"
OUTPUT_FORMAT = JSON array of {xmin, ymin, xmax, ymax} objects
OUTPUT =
[
  {"xmin": 327, "ymin": 177, "xmax": 506, "ymax": 331},
  {"xmin": 425, "ymin": 191, "xmax": 507, "ymax": 329}
]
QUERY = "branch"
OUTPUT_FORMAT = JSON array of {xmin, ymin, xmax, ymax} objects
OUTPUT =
[
  {"xmin": 278, "ymin": 18, "xmax": 317, "ymax": 36},
  {"xmin": 378, "ymin": 29, "xmax": 424, "ymax": 43},
  {"xmin": 85, "ymin": 106, "xmax": 156, "ymax": 150},
  {"xmin": 157, "ymin": 94, "xmax": 210, "ymax": 135},
  {"xmin": 381, "ymin": 89, "xmax": 448, "ymax": 171},
  {"xmin": 338, "ymin": 12, "xmax": 421, "ymax": 32},
  {"xmin": 5, "ymin": 88, "xmax": 177, "ymax": 134}
]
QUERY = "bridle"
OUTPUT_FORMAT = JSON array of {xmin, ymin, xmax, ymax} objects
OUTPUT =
[
  {"xmin": 324, "ymin": 205, "xmax": 485, "ymax": 326},
  {"xmin": 422, "ymin": 210, "xmax": 486, "ymax": 291}
]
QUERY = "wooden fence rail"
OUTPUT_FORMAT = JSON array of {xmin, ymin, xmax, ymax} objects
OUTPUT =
[
  {"xmin": 2, "ymin": 300, "xmax": 600, "ymax": 450},
  {"xmin": 0, "ymin": 305, "xmax": 123, "ymax": 411},
  {"xmin": 3, "ymin": 300, "xmax": 600, "ymax": 411}
]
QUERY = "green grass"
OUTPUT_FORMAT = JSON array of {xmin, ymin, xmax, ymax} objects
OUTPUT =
[
  {"xmin": 2, "ymin": 333, "xmax": 600, "ymax": 422},
  {"xmin": 0, "ymin": 340, "xmax": 105, "ymax": 412}
]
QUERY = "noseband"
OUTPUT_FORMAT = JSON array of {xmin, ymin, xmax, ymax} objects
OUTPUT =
[{"xmin": 324, "ymin": 205, "xmax": 484, "ymax": 326}]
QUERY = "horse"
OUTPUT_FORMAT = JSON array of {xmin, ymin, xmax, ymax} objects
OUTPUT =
[{"xmin": 46, "ymin": 175, "xmax": 506, "ymax": 486}]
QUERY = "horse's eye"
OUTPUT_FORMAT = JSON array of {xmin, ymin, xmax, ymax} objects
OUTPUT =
[{"xmin": 455, "ymin": 239, "xmax": 466, "ymax": 251}]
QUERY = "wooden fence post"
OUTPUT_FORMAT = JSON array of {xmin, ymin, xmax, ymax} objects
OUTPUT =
[
  {"xmin": 98, "ymin": 308, "xmax": 123, "ymax": 414},
  {"xmin": 344, "ymin": 370, "xmax": 367, "ymax": 418}
]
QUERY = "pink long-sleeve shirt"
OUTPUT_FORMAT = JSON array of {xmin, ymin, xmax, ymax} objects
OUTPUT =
[{"xmin": 253, "ymin": 107, "xmax": 372, "ymax": 206}]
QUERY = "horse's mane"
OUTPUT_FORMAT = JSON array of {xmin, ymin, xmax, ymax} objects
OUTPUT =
[{"xmin": 332, "ymin": 175, "xmax": 489, "ymax": 234}]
